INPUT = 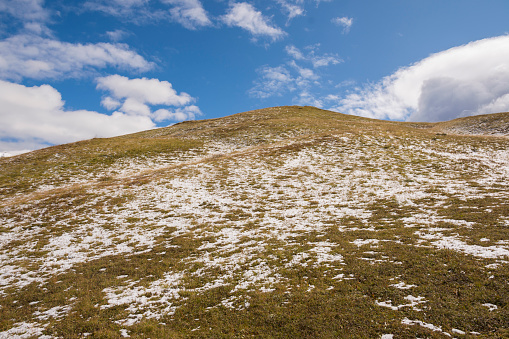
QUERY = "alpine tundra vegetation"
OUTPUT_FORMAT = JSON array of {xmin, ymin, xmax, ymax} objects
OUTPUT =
[{"xmin": 0, "ymin": 106, "xmax": 508, "ymax": 338}]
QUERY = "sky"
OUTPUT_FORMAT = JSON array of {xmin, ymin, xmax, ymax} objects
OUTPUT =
[{"xmin": 1, "ymin": 0, "xmax": 509, "ymax": 156}]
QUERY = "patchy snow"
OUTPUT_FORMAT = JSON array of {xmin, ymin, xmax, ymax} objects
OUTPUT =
[
  {"xmin": 308, "ymin": 241, "xmax": 344, "ymax": 266},
  {"xmin": 352, "ymin": 239, "xmax": 380, "ymax": 247},
  {"xmin": 390, "ymin": 281, "xmax": 416, "ymax": 290},
  {"xmin": 417, "ymin": 232, "xmax": 509, "ymax": 259},
  {"xmin": 0, "ymin": 322, "xmax": 51, "ymax": 339},
  {"xmin": 401, "ymin": 318, "xmax": 451, "ymax": 336},
  {"xmin": 102, "ymin": 271, "xmax": 183, "ymax": 324},
  {"xmin": 33, "ymin": 305, "xmax": 71, "ymax": 321},
  {"xmin": 1, "ymin": 125, "xmax": 508, "ymax": 335},
  {"xmin": 482, "ymin": 303, "xmax": 498, "ymax": 311},
  {"xmin": 376, "ymin": 295, "xmax": 426, "ymax": 311}
]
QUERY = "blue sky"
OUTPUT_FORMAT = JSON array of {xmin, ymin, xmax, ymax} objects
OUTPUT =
[{"xmin": 1, "ymin": 0, "xmax": 509, "ymax": 155}]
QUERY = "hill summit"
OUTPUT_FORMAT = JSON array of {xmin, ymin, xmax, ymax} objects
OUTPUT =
[{"xmin": 1, "ymin": 106, "xmax": 508, "ymax": 338}]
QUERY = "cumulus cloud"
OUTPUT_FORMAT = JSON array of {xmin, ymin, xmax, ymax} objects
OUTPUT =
[
  {"xmin": 331, "ymin": 16, "xmax": 353, "ymax": 34},
  {"xmin": 97, "ymin": 75, "xmax": 201, "ymax": 121},
  {"xmin": 97, "ymin": 75, "xmax": 193, "ymax": 107},
  {"xmin": 331, "ymin": 35, "xmax": 509, "ymax": 122},
  {"xmin": 153, "ymin": 105, "xmax": 202, "ymax": 122},
  {"xmin": 221, "ymin": 2, "xmax": 286, "ymax": 41},
  {"xmin": 163, "ymin": 0, "xmax": 212, "ymax": 29},
  {"xmin": 476, "ymin": 93, "xmax": 509, "ymax": 116},
  {"xmin": 0, "ymin": 1, "xmax": 203, "ymax": 155},
  {"xmin": 0, "ymin": 34, "xmax": 153, "ymax": 80},
  {"xmin": 0, "ymin": 79, "xmax": 155, "ymax": 154},
  {"xmin": 1, "ymin": 75, "xmax": 203, "ymax": 154}
]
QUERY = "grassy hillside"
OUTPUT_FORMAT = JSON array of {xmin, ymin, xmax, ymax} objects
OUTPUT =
[
  {"xmin": 0, "ymin": 106, "xmax": 508, "ymax": 338},
  {"xmin": 432, "ymin": 112, "xmax": 509, "ymax": 136}
]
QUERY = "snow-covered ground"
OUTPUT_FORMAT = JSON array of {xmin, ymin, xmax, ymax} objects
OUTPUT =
[{"xmin": 0, "ymin": 125, "xmax": 508, "ymax": 337}]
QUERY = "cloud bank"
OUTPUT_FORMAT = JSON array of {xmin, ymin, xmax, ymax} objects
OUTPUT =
[{"xmin": 331, "ymin": 35, "xmax": 509, "ymax": 122}]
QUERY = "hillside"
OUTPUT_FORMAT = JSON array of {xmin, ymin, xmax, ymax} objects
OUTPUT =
[
  {"xmin": 431, "ymin": 112, "xmax": 509, "ymax": 137},
  {"xmin": 0, "ymin": 106, "xmax": 508, "ymax": 338}
]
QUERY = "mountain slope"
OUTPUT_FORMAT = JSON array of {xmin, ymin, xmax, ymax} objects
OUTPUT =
[
  {"xmin": 0, "ymin": 106, "xmax": 508, "ymax": 338},
  {"xmin": 431, "ymin": 111, "xmax": 509, "ymax": 136}
]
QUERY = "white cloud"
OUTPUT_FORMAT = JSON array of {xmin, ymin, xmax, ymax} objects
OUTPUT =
[
  {"xmin": 0, "ymin": 80, "xmax": 155, "ymax": 154},
  {"xmin": 314, "ymin": 0, "xmax": 333, "ymax": 6},
  {"xmin": 476, "ymin": 93, "xmax": 509, "ymax": 115},
  {"xmin": 330, "ymin": 35, "xmax": 509, "ymax": 122},
  {"xmin": 0, "ymin": 149, "xmax": 32, "ymax": 158},
  {"xmin": 0, "ymin": 75, "xmax": 203, "ymax": 154},
  {"xmin": 0, "ymin": 34, "xmax": 153, "ymax": 80},
  {"xmin": 294, "ymin": 90, "xmax": 324, "ymax": 108},
  {"xmin": 285, "ymin": 44, "xmax": 342, "ymax": 68},
  {"xmin": 153, "ymin": 105, "xmax": 202, "ymax": 122},
  {"xmin": 221, "ymin": 2, "xmax": 286, "ymax": 41},
  {"xmin": 289, "ymin": 60, "xmax": 318, "ymax": 80},
  {"xmin": 83, "ymin": 0, "xmax": 167, "ymax": 23},
  {"xmin": 0, "ymin": 0, "xmax": 50, "ymax": 33},
  {"xmin": 250, "ymin": 44, "xmax": 340, "ymax": 100},
  {"xmin": 286, "ymin": 45, "xmax": 305, "ymax": 60},
  {"xmin": 0, "ymin": 0, "xmax": 48, "ymax": 22},
  {"xmin": 275, "ymin": 0, "xmax": 336, "ymax": 23},
  {"xmin": 331, "ymin": 16, "xmax": 353, "ymax": 34},
  {"xmin": 106, "ymin": 29, "xmax": 130, "ymax": 41},
  {"xmin": 101, "ymin": 96, "xmax": 122, "ymax": 110},
  {"xmin": 249, "ymin": 63, "xmax": 317, "ymax": 99},
  {"xmin": 163, "ymin": 0, "xmax": 212, "ymax": 29},
  {"xmin": 276, "ymin": 0, "xmax": 305, "ymax": 22},
  {"xmin": 249, "ymin": 65, "xmax": 295, "ymax": 99},
  {"xmin": 120, "ymin": 98, "xmax": 152, "ymax": 116},
  {"xmin": 85, "ymin": 0, "xmax": 211, "ymax": 29},
  {"xmin": 97, "ymin": 75, "xmax": 201, "ymax": 121},
  {"xmin": 97, "ymin": 75, "xmax": 193, "ymax": 107}
]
